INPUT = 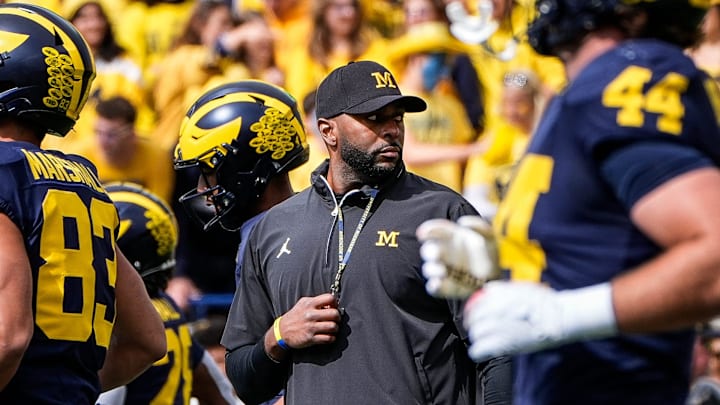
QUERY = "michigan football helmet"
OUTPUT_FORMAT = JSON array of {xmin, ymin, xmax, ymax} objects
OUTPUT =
[
  {"xmin": 174, "ymin": 80, "xmax": 309, "ymax": 231},
  {"xmin": 527, "ymin": 0, "xmax": 709, "ymax": 56},
  {"xmin": 105, "ymin": 182, "xmax": 178, "ymax": 280},
  {"xmin": 0, "ymin": 3, "xmax": 95, "ymax": 136}
]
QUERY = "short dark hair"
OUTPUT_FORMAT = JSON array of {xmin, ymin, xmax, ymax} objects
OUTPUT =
[{"xmin": 95, "ymin": 96, "xmax": 137, "ymax": 125}]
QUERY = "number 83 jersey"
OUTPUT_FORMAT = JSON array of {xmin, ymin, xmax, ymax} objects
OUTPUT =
[
  {"xmin": 494, "ymin": 39, "xmax": 720, "ymax": 404},
  {"xmin": 0, "ymin": 140, "xmax": 119, "ymax": 403}
]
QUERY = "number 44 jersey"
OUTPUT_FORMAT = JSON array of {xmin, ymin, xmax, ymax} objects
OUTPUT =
[
  {"xmin": 494, "ymin": 39, "xmax": 720, "ymax": 404},
  {"xmin": 0, "ymin": 140, "xmax": 119, "ymax": 403}
]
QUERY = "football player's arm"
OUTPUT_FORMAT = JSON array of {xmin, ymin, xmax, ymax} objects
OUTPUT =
[
  {"xmin": 429, "ymin": 141, "xmax": 720, "ymax": 361},
  {"xmin": 99, "ymin": 248, "xmax": 166, "ymax": 391},
  {"xmin": 616, "ymin": 165, "xmax": 720, "ymax": 331},
  {"xmin": 0, "ymin": 213, "xmax": 33, "ymax": 390},
  {"xmin": 191, "ymin": 350, "xmax": 240, "ymax": 405}
]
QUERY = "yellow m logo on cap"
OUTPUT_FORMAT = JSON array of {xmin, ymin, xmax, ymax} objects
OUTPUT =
[{"xmin": 370, "ymin": 72, "xmax": 398, "ymax": 89}]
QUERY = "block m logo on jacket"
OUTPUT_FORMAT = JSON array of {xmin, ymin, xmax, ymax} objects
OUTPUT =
[{"xmin": 375, "ymin": 230, "xmax": 400, "ymax": 247}]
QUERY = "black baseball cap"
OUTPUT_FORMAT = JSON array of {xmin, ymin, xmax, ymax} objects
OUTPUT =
[{"xmin": 315, "ymin": 60, "xmax": 427, "ymax": 119}]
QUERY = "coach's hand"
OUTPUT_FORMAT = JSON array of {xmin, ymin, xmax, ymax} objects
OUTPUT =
[{"xmin": 276, "ymin": 294, "xmax": 342, "ymax": 349}]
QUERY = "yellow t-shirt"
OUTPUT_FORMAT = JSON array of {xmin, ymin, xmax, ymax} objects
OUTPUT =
[
  {"xmin": 284, "ymin": 35, "xmax": 390, "ymax": 104},
  {"xmin": 464, "ymin": 119, "xmax": 530, "ymax": 203},
  {"xmin": 151, "ymin": 45, "xmax": 251, "ymax": 152},
  {"xmin": 404, "ymin": 88, "xmax": 475, "ymax": 192},
  {"xmin": 114, "ymin": 1, "xmax": 195, "ymax": 87},
  {"xmin": 76, "ymin": 137, "xmax": 176, "ymax": 205}
]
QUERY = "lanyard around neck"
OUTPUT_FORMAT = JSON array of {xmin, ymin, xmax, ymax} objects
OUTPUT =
[{"xmin": 330, "ymin": 194, "xmax": 376, "ymax": 300}]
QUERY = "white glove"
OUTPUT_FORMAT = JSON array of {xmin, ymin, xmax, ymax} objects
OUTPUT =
[
  {"xmin": 416, "ymin": 215, "xmax": 499, "ymax": 298},
  {"xmin": 446, "ymin": 0, "xmax": 498, "ymax": 45},
  {"xmin": 464, "ymin": 281, "xmax": 618, "ymax": 362}
]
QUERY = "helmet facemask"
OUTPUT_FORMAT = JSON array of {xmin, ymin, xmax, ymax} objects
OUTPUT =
[{"xmin": 177, "ymin": 142, "xmax": 278, "ymax": 232}]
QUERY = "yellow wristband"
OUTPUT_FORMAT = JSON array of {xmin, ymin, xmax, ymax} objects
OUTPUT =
[{"xmin": 273, "ymin": 316, "xmax": 290, "ymax": 350}]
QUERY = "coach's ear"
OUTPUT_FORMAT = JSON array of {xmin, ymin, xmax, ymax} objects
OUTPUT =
[{"xmin": 318, "ymin": 118, "xmax": 337, "ymax": 147}]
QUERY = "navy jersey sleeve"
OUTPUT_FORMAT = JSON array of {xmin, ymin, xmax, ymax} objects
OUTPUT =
[{"xmin": 601, "ymin": 141, "xmax": 714, "ymax": 209}]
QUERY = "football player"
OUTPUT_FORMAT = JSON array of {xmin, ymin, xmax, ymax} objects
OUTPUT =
[
  {"xmin": 0, "ymin": 3, "xmax": 165, "ymax": 402},
  {"xmin": 173, "ymin": 80, "xmax": 309, "ymax": 285},
  {"xmin": 417, "ymin": 0, "xmax": 720, "ymax": 403},
  {"xmin": 173, "ymin": 80, "xmax": 309, "ymax": 404},
  {"xmin": 99, "ymin": 182, "xmax": 239, "ymax": 404}
]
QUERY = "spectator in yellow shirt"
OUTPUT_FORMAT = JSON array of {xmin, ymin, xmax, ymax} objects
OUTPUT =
[
  {"xmin": 284, "ymin": 0, "xmax": 390, "ymax": 104},
  {"xmin": 448, "ymin": 0, "xmax": 565, "ymax": 133},
  {"xmin": 75, "ymin": 96, "xmax": 175, "ymax": 205},
  {"xmin": 390, "ymin": 21, "xmax": 486, "ymax": 192},
  {"xmin": 150, "ymin": 0, "xmax": 251, "ymax": 152},
  {"xmin": 463, "ymin": 68, "xmax": 540, "ymax": 218},
  {"xmin": 114, "ymin": 0, "xmax": 194, "ymax": 88},
  {"xmin": 216, "ymin": 11, "xmax": 285, "ymax": 87}
]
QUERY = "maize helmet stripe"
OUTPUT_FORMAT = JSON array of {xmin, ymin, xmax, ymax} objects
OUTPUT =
[
  {"xmin": 0, "ymin": 6, "xmax": 95, "ymax": 121},
  {"xmin": 107, "ymin": 190, "xmax": 179, "ymax": 239},
  {"xmin": 0, "ymin": 4, "xmax": 95, "ymax": 121},
  {"xmin": 176, "ymin": 90, "xmax": 307, "ymax": 168},
  {"xmin": 0, "ymin": 31, "xmax": 29, "ymax": 53},
  {"xmin": 173, "ymin": 80, "xmax": 310, "ymax": 231},
  {"xmin": 105, "ymin": 183, "xmax": 179, "ymax": 275}
]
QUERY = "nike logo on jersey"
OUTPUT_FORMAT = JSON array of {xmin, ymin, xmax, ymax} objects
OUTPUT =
[{"xmin": 277, "ymin": 237, "xmax": 292, "ymax": 258}]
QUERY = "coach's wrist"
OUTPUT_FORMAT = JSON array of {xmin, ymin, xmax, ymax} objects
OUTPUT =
[
  {"xmin": 264, "ymin": 322, "xmax": 289, "ymax": 363},
  {"xmin": 558, "ymin": 282, "xmax": 618, "ymax": 342}
]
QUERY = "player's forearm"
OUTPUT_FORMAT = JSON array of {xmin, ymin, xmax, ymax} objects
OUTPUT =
[
  {"xmin": 0, "ymin": 349, "xmax": 27, "ymax": 391},
  {"xmin": 617, "ymin": 168, "xmax": 720, "ymax": 332},
  {"xmin": 100, "ymin": 253, "xmax": 167, "ymax": 390},
  {"xmin": 0, "ymin": 289, "xmax": 32, "ymax": 390},
  {"xmin": 99, "ymin": 337, "xmax": 165, "ymax": 391},
  {"xmin": 0, "ymin": 217, "xmax": 34, "ymax": 391},
  {"xmin": 191, "ymin": 352, "xmax": 239, "ymax": 405},
  {"xmin": 98, "ymin": 308, "xmax": 166, "ymax": 391},
  {"xmin": 612, "ymin": 239, "xmax": 720, "ymax": 333}
]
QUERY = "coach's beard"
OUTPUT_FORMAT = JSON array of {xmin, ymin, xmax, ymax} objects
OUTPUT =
[{"xmin": 341, "ymin": 141, "xmax": 401, "ymax": 184}]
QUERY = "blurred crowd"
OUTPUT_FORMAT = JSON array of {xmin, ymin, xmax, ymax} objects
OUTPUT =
[{"xmin": 8, "ymin": 0, "xmax": 720, "ymax": 391}]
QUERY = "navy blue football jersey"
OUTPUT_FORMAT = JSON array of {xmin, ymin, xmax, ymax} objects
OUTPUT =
[
  {"xmin": 0, "ymin": 141, "xmax": 118, "ymax": 403},
  {"xmin": 494, "ymin": 39, "xmax": 720, "ymax": 404},
  {"xmin": 123, "ymin": 292, "xmax": 204, "ymax": 404}
]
